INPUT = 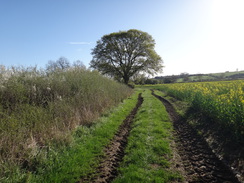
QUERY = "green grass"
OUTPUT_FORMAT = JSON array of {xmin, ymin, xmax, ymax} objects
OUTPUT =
[
  {"xmin": 113, "ymin": 89, "xmax": 182, "ymax": 183},
  {"xmin": 153, "ymin": 90, "xmax": 189, "ymax": 117},
  {"xmin": 1, "ymin": 90, "xmax": 140, "ymax": 183}
]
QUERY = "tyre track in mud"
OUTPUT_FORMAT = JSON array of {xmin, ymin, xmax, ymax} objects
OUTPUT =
[
  {"xmin": 152, "ymin": 91, "xmax": 240, "ymax": 183},
  {"xmin": 79, "ymin": 93, "xmax": 143, "ymax": 183}
]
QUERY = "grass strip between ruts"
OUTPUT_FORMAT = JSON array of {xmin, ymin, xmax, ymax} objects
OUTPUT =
[
  {"xmin": 113, "ymin": 89, "xmax": 182, "ymax": 183},
  {"xmin": 21, "ymin": 91, "xmax": 140, "ymax": 183}
]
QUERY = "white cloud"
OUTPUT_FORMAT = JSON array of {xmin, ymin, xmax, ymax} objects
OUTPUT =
[
  {"xmin": 68, "ymin": 42, "xmax": 92, "ymax": 45},
  {"xmin": 76, "ymin": 48, "xmax": 83, "ymax": 52}
]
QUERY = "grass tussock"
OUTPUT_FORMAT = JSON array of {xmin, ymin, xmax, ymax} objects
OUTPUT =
[{"xmin": 0, "ymin": 65, "xmax": 132, "ymax": 180}]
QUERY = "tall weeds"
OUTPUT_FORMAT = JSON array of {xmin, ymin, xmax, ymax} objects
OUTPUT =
[{"xmin": 0, "ymin": 65, "xmax": 132, "ymax": 178}]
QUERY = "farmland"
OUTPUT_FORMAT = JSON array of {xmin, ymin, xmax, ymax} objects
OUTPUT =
[
  {"xmin": 154, "ymin": 70, "xmax": 244, "ymax": 83},
  {"xmin": 0, "ymin": 67, "xmax": 243, "ymax": 182},
  {"xmin": 143, "ymin": 80, "xmax": 244, "ymax": 142},
  {"xmin": 141, "ymin": 81, "xmax": 244, "ymax": 182}
]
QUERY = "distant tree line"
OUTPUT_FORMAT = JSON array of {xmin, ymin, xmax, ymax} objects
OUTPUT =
[{"xmin": 154, "ymin": 71, "xmax": 244, "ymax": 84}]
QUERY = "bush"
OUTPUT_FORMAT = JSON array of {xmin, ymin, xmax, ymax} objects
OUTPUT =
[{"xmin": 0, "ymin": 65, "xmax": 132, "ymax": 178}]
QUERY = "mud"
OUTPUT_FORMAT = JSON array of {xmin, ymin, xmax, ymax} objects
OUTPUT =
[
  {"xmin": 79, "ymin": 93, "xmax": 143, "ymax": 183},
  {"xmin": 152, "ymin": 91, "xmax": 240, "ymax": 183}
]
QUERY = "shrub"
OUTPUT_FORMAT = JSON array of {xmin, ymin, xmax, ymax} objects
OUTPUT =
[{"xmin": 0, "ymin": 65, "xmax": 132, "ymax": 178}]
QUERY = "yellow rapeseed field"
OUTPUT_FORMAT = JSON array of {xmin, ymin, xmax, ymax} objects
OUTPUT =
[{"xmin": 155, "ymin": 80, "xmax": 244, "ymax": 140}]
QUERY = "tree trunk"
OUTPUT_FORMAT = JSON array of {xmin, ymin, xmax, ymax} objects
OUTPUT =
[{"xmin": 123, "ymin": 75, "xmax": 129, "ymax": 85}]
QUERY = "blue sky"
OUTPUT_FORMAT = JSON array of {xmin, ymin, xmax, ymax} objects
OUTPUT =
[{"xmin": 0, "ymin": 0, "xmax": 244, "ymax": 76}]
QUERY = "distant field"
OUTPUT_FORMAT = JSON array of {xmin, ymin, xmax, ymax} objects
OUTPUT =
[{"xmin": 155, "ymin": 70, "xmax": 244, "ymax": 83}]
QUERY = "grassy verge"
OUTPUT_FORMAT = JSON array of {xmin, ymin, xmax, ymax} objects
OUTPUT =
[
  {"xmin": 113, "ymin": 89, "xmax": 182, "ymax": 183},
  {"xmin": 1, "ymin": 90, "xmax": 138, "ymax": 183}
]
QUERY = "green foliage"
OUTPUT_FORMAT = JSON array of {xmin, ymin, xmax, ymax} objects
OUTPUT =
[
  {"xmin": 0, "ymin": 65, "xmax": 132, "ymax": 181},
  {"xmin": 90, "ymin": 29, "xmax": 163, "ymax": 84}
]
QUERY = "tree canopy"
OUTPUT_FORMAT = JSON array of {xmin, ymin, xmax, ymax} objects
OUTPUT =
[{"xmin": 90, "ymin": 29, "xmax": 163, "ymax": 84}]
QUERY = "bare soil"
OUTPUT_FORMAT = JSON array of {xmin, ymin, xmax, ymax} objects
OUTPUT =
[
  {"xmin": 152, "ymin": 91, "xmax": 241, "ymax": 183},
  {"xmin": 79, "ymin": 93, "xmax": 143, "ymax": 183}
]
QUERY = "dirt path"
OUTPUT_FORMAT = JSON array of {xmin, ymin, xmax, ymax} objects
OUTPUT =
[
  {"xmin": 80, "ymin": 93, "xmax": 143, "ymax": 183},
  {"xmin": 152, "ymin": 91, "xmax": 240, "ymax": 183}
]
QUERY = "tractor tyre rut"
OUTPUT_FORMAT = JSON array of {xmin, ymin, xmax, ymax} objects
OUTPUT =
[
  {"xmin": 80, "ymin": 93, "xmax": 143, "ymax": 183},
  {"xmin": 152, "ymin": 91, "xmax": 240, "ymax": 183}
]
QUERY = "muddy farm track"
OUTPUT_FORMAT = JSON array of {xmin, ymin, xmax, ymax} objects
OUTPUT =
[
  {"xmin": 79, "ymin": 91, "xmax": 240, "ymax": 183},
  {"xmin": 152, "ymin": 91, "xmax": 240, "ymax": 183},
  {"xmin": 80, "ymin": 93, "xmax": 143, "ymax": 183}
]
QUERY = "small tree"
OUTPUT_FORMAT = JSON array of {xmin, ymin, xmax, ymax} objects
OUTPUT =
[
  {"xmin": 46, "ymin": 57, "xmax": 70, "ymax": 73},
  {"xmin": 73, "ymin": 60, "xmax": 86, "ymax": 69},
  {"xmin": 180, "ymin": 72, "xmax": 189, "ymax": 82},
  {"xmin": 90, "ymin": 29, "xmax": 163, "ymax": 84}
]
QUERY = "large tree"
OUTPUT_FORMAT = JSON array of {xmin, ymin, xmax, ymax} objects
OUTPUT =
[{"xmin": 90, "ymin": 29, "xmax": 163, "ymax": 84}]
